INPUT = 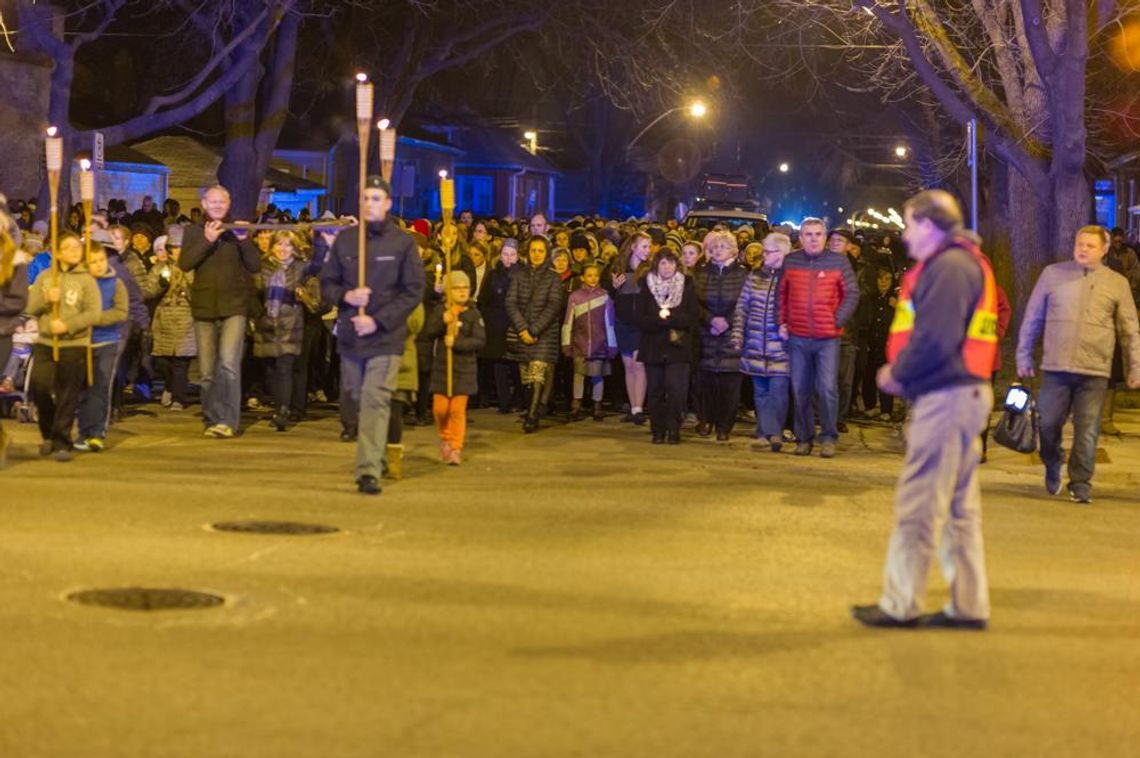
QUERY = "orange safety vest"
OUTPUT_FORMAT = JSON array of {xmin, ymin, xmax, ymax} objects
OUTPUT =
[{"xmin": 886, "ymin": 236, "xmax": 998, "ymax": 379}]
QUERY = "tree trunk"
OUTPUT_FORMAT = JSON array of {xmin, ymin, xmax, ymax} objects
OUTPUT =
[
  {"xmin": 1049, "ymin": 167, "xmax": 1091, "ymax": 266},
  {"xmin": 1007, "ymin": 168, "xmax": 1051, "ymax": 320},
  {"xmin": 217, "ymin": 62, "xmax": 262, "ymax": 220}
]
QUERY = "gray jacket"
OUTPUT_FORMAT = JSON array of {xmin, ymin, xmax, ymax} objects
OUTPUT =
[{"xmin": 1016, "ymin": 261, "xmax": 1140, "ymax": 380}]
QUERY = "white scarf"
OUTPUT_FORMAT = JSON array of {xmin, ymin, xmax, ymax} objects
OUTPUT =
[{"xmin": 646, "ymin": 271, "xmax": 684, "ymax": 310}]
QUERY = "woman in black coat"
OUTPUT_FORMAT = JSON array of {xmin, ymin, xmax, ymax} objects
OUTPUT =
[
  {"xmin": 637, "ymin": 248, "xmax": 698, "ymax": 444},
  {"xmin": 505, "ymin": 235, "xmax": 564, "ymax": 432},
  {"xmin": 478, "ymin": 240, "xmax": 522, "ymax": 413}
]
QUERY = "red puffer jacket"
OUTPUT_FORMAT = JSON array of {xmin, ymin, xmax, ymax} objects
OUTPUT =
[{"xmin": 778, "ymin": 250, "xmax": 859, "ymax": 339}]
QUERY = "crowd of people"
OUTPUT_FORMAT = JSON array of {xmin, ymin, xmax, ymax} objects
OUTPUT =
[{"xmin": 1, "ymin": 183, "xmax": 1138, "ymax": 505}]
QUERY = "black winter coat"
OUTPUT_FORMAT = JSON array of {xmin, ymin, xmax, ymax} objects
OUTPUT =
[
  {"xmin": 179, "ymin": 223, "xmax": 262, "ymax": 319},
  {"xmin": 477, "ymin": 261, "xmax": 518, "ymax": 360},
  {"xmin": 505, "ymin": 263, "xmax": 564, "ymax": 364},
  {"xmin": 636, "ymin": 277, "xmax": 699, "ymax": 365},
  {"xmin": 694, "ymin": 260, "xmax": 747, "ymax": 372},
  {"xmin": 422, "ymin": 304, "xmax": 487, "ymax": 396},
  {"xmin": 320, "ymin": 220, "xmax": 425, "ymax": 359}
]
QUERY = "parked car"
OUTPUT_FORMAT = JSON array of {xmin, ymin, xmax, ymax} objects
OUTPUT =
[{"xmin": 682, "ymin": 209, "xmax": 771, "ymax": 237}]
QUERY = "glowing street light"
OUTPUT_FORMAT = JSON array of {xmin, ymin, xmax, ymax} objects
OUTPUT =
[
  {"xmin": 688, "ymin": 100, "xmax": 708, "ymax": 118},
  {"xmin": 778, "ymin": 162, "xmax": 790, "ymax": 174},
  {"xmin": 523, "ymin": 130, "xmax": 538, "ymax": 155},
  {"xmin": 895, "ymin": 144, "xmax": 908, "ymax": 159}
]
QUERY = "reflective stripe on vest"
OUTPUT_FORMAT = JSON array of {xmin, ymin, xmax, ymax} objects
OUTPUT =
[{"xmin": 886, "ymin": 237, "xmax": 998, "ymax": 380}]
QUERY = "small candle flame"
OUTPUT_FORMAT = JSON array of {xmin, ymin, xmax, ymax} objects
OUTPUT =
[
  {"xmin": 378, "ymin": 118, "xmax": 390, "ymax": 130},
  {"xmin": 355, "ymin": 73, "xmax": 368, "ymax": 83},
  {"xmin": 46, "ymin": 126, "xmax": 58, "ymax": 137},
  {"xmin": 439, "ymin": 170, "xmax": 448, "ymax": 179},
  {"xmin": 80, "ymin": 158, "xmax": 92, "ymax": 171}
]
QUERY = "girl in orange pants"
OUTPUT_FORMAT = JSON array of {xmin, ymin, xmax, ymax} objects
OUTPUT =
[{"xmin": 423, "ymin": 270, "xmax": 486, "ymax": 465}]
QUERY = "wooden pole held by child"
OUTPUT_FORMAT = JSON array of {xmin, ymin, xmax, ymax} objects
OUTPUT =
[
  {"xmin": 439, "ymin": 172, "xmax": 456, "ymax": 396},
  {"xmin": 45, "ymin": 128, "xmax": 63, "ymax": 361}
]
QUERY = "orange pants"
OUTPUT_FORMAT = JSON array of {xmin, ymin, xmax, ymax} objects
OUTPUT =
[{"xmin": 433, "ymin": 394, "xmax": 469, "ymax": 451}]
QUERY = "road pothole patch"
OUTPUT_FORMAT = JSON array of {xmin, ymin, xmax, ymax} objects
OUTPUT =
[
  {"xmin": 210, "ymin": 521, "xmax": 340, "ymax": 536},
  {"xmin": 66, "ymin": 587, "xmax": 226, "ymax": 611}
]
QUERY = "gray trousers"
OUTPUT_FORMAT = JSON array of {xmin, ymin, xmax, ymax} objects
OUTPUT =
[
  {"xmin": 341, "ymin": 353, "xmax": 400, "ymax": 480},
  {"xmin": 880, "ymin": 383, "xmax": 993, "ymax": 621}
]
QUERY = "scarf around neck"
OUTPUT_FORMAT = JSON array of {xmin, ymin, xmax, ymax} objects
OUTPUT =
[{"xmin": 647, "ymin": 271, "xmax": 684, "ymax": 310}]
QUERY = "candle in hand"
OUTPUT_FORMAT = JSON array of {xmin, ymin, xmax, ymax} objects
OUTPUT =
[{"xmin": 435, "ymin": 262, "xmax": 443, "ymax": 285}]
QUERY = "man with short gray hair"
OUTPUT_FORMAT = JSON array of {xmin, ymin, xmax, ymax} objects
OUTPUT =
[{"xmin": 1016, "ymin": 225, "xmax": 1140, "ymax": 504}]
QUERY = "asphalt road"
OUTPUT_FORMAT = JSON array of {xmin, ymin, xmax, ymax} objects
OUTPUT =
[{"xmin": 1, "ymin": 403, "xmax": 1138, "ymax": 757}]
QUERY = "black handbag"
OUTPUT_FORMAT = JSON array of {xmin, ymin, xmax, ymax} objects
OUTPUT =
[{"xmin": 992, "ymin": 383, "xmax": 1039, "ymax": 454}]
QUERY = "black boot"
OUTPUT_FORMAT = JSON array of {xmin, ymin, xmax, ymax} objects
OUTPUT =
[
  {"xmin": 272, "ymin": 407, "xmax": 288, "ymax": 432},
  {"xmin": 523, "ymin": 382, "xmax": 545, "ymax": 433}
]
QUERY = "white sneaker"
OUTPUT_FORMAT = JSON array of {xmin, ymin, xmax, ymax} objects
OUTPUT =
[
  {"xmin": 205, "ymin": 423, "xmax": 235, "ymax": 438},
  {"xmin": 170, "ymin": 402, "xmax": 185, "ymax": 411},
  {"xmin": 160, "ymin": 391, "xmax": 172, "ymax": 407},
  {"xmin": 247, "ymin": 397, "xmax": 262, "ymax": 410}
]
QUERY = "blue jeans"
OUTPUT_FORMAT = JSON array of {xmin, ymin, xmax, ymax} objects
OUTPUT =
[
  {"xmin": 751, "ymin": 375, "xmax": 790, "ymax": 440},
  {"xmin": 194, "ymin": 315, "xmax": 247, "ymax": 430},
  {"xmin": 787, "ymin": 336, "xmax": 840, "ymax": 444},
  {"xmin": 1037, "ymin": 371, "xmax": 1108, "ymax": 495},
  {"xmin": 78, "ymin": 342, "xmax": 121, "ymax": 439}
]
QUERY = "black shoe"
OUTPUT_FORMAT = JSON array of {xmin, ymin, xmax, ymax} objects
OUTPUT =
[
  {"xmin": 1045, "ymin": 466, "xmax": 1062, "ymax": 496},
  {"xmin": 340, "ymin": 429, "xmax": 357, "ymax": 443},
  {"xmin": 620, "ymin": 413, "xmax": 635, "ymax": 423},
  {"xmin": 837, "ymin": 421, "xmax": 849, "ymax": 434},
  {"xmin": 851, "ymin": 604, "xmax": 919, "ymax": 628},
  {"xmin": 356, "ymin": 475, "xmax": 382, "ymax": 495},
  {"xmin": 288, "ymin": 410, "xmax": 305, "ymax": 423},
  {"xmin": 918, "ymin": 611, "xmax": 988, "ymax": 630},
  {"xmin": 667, "ymin": 431, "xmax": 680, "ymax": 445},
  {"xmin": 696, "ymin": 422, "xmax": 712, "ymax": 438},
  {"xmin": 523, "ymin": 416, "xmax": 538, "ymax": 433},
  {"xmin": 632, "ymin": 412, "xmax": 647, "ymax": 426},
  {"xmin": 272, "ymin": 411, "xmax": 288, "ymax": 432},
  {"xmin": 1067, "ymin": 483, "xmax": 1092, "ymax": 504},
  {"xmin": 651, "ymin": 434, "xmax": 665, "ymax": 444},
  {"xmin": 715, "ymin": 431, "xmax": 729, "ymax": 442}
]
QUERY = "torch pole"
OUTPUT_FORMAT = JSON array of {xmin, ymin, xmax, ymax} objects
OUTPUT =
[
  {"xmin": 80, "ymin": 163, "xmax": 96, "ymax": 385},
  {"xmin": 45, "ymin": 129, "xmax": 63, "ymax": 362},
  {"xmin": 355, "ymin": 76, "xmax": 374, "ymax": 318},
  {"xmin": 440, "ymin": 174, "xmax": 456, "ymax": 396}
]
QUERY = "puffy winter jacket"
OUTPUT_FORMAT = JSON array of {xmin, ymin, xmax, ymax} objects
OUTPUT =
[
  {"xmin": 561, "ymin": 285, "xmax": 617, "ymax": 361},
  {"xmin": 505, "ymin": 263, "xmax": 564, "ymax": 364},
  {"xmin": 778, "ymin": 250, "xmax": 859, "ymax": 339},
  {"xmin": 731, "ymin": 266, "xmax": 788, "ymax": 377},
  {"xmin": 694, "ymin": 260, "xmax": 747, "ymax": 372},
  {"xmin": 253, "ymin": 257, "xmax": 319, "ymax": 358},
  {"xmin": 148, "ymin": 264, "xmax": 197, "ymax": 357}
]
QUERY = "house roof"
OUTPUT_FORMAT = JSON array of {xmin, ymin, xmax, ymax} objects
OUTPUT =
[
  {"xmin": 437, "ymin": 126, "xmax": 558, "ymax": 174},
  {"xmin": 130, "ymin": 136, "xmax": 321, "ymax": 192},
  {"xmin": 105, "ymin": 144, "xmax": 167, "ymax": 168}
]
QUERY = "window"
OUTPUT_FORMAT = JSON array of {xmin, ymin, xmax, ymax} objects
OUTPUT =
[
  {"xmin": 1094, "ymin": 179, "xmax": 1116, "ymax": 228},
  {"xmin": 457, "ymin": 175, "xmax": 493, "ymax": 215}
]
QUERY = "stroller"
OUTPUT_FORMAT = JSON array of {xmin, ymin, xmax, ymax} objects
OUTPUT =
[{"xmin": 1, "ymin": 316, "xmax": 37, "ymax": 424}]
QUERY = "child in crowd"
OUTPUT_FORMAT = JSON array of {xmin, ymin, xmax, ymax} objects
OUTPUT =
[
  {"xmin": 385, "ymin": 302, "xmax": 424, "ymax": 480},
  {"xmin": 422, "ymin": 271, "xmax": 486, "ymax": 465},
  {"xmin": 148, "ymin": 227, "xmax": 196, "ymax": 410},
  {"xmin": 561, "ymin": 262, "xmax": 617, "ymax": 421},
  {"xmin": 253, "ymin": 230, "xmax": 320, "ymax": 431},
  {"xmin": 75, "ymin": 246, "xmax": 128, "ymax": 452},
  {"xmin": 26, "ymin": 233, "xmax": 102, "ymax": 461}
]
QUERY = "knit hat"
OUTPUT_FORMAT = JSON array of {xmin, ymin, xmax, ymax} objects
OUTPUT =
[
  {"xmin": 569, "ymin": 231, "xmax": 591, "ymax": 251},
  {"xmin": 153, "ymin": 235, "xmax": 168, "ymax": 253},
  {"xmin": 446, "ymin": 270, "xmax": 470, "ymax": 289},
  {"xmin": 647, "ymin": 227, "xmax": 667, "ymax": 246}
]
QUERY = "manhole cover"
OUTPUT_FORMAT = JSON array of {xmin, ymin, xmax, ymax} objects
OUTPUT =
[
  {"xmin": 211, "ymin": 521, "xmax": 340, "ymax": 535},
  {"xmin": 67, "ymin": 587, "xmax": 225, "ymax": 611}
]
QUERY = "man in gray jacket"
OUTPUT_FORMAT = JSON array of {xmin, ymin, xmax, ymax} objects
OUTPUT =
[{"xmin": 1017, "ymin": 225, "xmax": 1140, "ymax": 504}]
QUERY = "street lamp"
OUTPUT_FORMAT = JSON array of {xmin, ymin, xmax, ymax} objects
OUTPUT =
[
  {"xmin": 894, "ymin": 145, "xmax": 908, "ymax": 159},
  {"xmin": 523, "ymin": 130, "xmax": 538, "ymax": 155},
  {"xmin": 625, "ymin": 100, "xmax": 710, "ymax": 157},
  {"xmin": 778, "ymin": 162, "xmax": 790, "ymax": 174}
]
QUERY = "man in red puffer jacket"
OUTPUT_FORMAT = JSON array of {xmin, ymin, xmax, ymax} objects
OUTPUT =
[{"xmin": 778, "ymin": 217, "xmax": 859, "ymax": 458}]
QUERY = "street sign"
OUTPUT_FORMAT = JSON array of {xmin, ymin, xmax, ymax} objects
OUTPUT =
[{"xmin": 94, "ymin": 132, "xmax": 104, "ymax": 170}]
